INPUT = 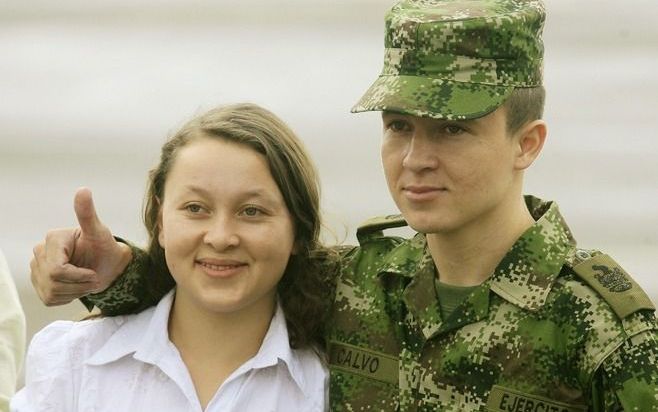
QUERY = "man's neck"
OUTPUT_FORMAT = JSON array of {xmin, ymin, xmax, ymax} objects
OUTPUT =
[{"xmin": 426, "ymin": 196, "xmax": 535, "ymax": 286}]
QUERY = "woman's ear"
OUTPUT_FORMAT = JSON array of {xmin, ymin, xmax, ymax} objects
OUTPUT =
[
  {"xmin": 156, "ymin": 197, "xmax": 165, "ymax": 248},
  {"xmin": 514, "ymin": 119, "xmax": 547, "ymax": 170},
  {"xmin": 291, "ymin": 238, "xmax": 300, "ymax": 256}
]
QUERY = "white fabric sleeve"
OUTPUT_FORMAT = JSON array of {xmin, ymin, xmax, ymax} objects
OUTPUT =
[
  {"xmin": 0, "ymin": 250, "xmax": 26, "ymax": 412},
  {"xmin": 10, "ymin": 321, "xmax": 76, "ymax": 412}
]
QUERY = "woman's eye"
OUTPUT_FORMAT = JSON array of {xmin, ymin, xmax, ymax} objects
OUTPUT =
[
  {"xmin": 241, "ymin": 206, "xmax": 262, "ymax": 217},
  {"xmin": 185, "ymin": 204, "xmax": 203, "ymax": 213}
]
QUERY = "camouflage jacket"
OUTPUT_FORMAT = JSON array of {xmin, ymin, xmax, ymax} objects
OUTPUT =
[
  {"xmin": 85, "ymin": 197, "xmax": 658, "ymax": 411},
  {"xmin": 326, "ymin": 197, "xmax": 658, "ymax": 411}
]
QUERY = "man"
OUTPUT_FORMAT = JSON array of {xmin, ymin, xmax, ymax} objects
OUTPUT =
[
  {"xmin": 30, "ymin": 0, "xmax": 658, "ymax": 410},
  {"xmin": 0, "ymin": 249, "xmax": 25, "ymax": 412}
]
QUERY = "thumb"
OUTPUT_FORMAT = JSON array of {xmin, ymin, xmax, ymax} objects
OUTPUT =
[{"xmin": 74, "ymin": 187, "xmax": 105, "ymax": 238}]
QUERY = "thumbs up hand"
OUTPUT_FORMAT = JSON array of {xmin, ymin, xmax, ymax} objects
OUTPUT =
[{"xmin": 30, "ymin": 188, "xmax": 133, "ymax": 306}]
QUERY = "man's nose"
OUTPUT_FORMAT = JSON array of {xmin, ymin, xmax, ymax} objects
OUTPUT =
[{"xmin": 402, "ymin": 132, "xmax": 439, "ymax": 172}]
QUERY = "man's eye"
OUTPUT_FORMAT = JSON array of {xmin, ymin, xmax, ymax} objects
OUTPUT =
[
  {"xmin": 444, "ymin": 124, "xmax": 465, "ymax": 135},
  {"xmin": 388, "ymin": 120, "xmax": 409, "ymax": 132}
]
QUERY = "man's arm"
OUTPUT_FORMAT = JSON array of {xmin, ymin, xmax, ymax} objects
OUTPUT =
[
  {"xmin": 30, "ymin": 188, "xmax": 170, "ymax": 315},
  {"xmin": 591, "ymin": 320, "xmax": 658, "ymax": 410},
  {"xmin": 81, "ymin": 241, "xmax": 173, "ymax": 315}
]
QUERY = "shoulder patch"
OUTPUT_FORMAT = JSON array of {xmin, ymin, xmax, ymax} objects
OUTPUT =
[
  {"xmin": 356, "ymin": 214, "xmax": 407, "ymax": 244},
  {"xmin": 572, "ymin": 253, "xmax": 655, "ymax": 319}
]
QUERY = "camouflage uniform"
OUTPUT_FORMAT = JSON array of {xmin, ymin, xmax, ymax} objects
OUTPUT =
[
  {"xmin": 326, "ymin": 196, "xmax": 658, "ymax": 411},
  {"xmin": 338, "ymin": 3, "xmax": 658, "ymax": 407}
]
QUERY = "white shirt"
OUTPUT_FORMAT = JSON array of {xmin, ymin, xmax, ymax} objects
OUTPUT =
[
  {"xmin": 0, "ymin": 249, "xmax": 25, "ymax": 412},
  {"xmin": 11, "ymin": 290, "xmax": 327, "ymax": 412}
]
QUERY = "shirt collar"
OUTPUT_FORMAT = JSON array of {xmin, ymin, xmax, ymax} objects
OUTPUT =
[
  {"xmin": 378, "ymin": 232, "xmax": 428, "ymax": 278},
  {"xmin": 379, "ymin": 196, "xmax": 577, "ymax": 311},
  {"xmin": 488, "ymin": 196, "xmax": 577, "ymax": 311},
  {"xmin": 85, "ymin": 289, "xmax": 174, "ymax": 366},
  {"xmin": 229, "ymin": 299, "xmax": 312, "ymax": 397},
  {"xmin": 84, "ymin": 289, "xmax": 311, "ymax": 396}
]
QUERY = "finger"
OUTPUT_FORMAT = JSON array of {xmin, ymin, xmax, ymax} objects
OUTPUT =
[
  {"xmin": 38, "ymin": 276, "xmax": 99, "ymax": 306},
  {"xmin": 41, "ymin": 292, "xmax": 89, "ymax": 307},
  {"xmin": 42, "ymin": 228, "xmax": 79, "ymax": 271},
  {"xmin": 50, "ymin": 277, "xmax": 99, "ymax": 294},
  {"xmin": 55, "ymin": 280, "xmax": 105, "ymax": 299},
  {"xmin": 32, "ymin": 241, "xmax": 45, "ymax": 261},
  {"xmin": 74, "ymin": 187, "xmax": 105, "ymax": 239},
  {"xmin": 38, "ymin": 234, "xmax": 98, "ymax": 283},
  {"xmin": 30, "ymin": 253, "xmax": 43, "ymax": 289},
  {"xmin": 49, "ymin": 264, "xmax": 98, "ymax": 284},
  {"xmin": 41, "ymin": 296, "xmax": 75, "ymax": 307}
]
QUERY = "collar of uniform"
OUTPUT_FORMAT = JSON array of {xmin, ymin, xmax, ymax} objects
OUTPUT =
[
  {"xmin": 377, "ymin": 231, "xmax": 428, "ymax": 278},
  {"xmin": 376, "ymin": 233, "xmax": 447, "ymax": 339},
  {"xmin": 394, "ymin": 243, "xmax": 491, "ymax": 340},
  {"xmin": 488, "ymin": 196, "xmax": 577, "ymax": 311},
  {"xmin": 377, "ymin": 196, "xmax": 576, "ymax": 311}
]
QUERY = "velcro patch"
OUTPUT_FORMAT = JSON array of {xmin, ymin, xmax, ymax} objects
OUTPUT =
[
  {"xmin": 573, "ymin": 254, "xmax": 655, "ymax": 318},
  {"xmin": 328, "ymin": 341, "xmax": 398, "ymax": 384},
  {"xmin": 486, "ymin": 385, "xmax": 587, "ymax": 412}
]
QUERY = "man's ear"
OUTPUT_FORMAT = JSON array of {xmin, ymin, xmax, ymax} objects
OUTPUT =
[{"xmin": 514, "ymin": 119, "xmax": 547, "ymax": 170}]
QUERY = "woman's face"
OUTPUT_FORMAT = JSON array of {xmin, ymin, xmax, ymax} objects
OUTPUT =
[{"xmin": 158, "ymin": 136, "xmax": 296, "ymax": 316}]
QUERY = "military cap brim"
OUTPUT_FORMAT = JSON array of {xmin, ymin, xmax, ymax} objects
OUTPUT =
[
  {"xmin": 351, "ymin": 74, "xmax": 514, "ymax": 120},
  {"xmin": 352, "ymin": 0, "xmax": 545, "ymax": 121}
]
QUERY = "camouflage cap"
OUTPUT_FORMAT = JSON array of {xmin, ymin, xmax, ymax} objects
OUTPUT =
[{"xmin": 351, "ymin": 0, "xmax": 545, "ymax": 120}]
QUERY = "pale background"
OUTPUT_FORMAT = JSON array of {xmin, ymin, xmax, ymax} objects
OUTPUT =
[{"xmin": 1, "ymin": 0, "xmax": 657, "ymax": 385}]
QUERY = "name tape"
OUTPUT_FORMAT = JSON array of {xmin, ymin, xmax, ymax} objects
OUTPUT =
[
  {"xmin": 328, "ymin": 341, "xmax": 398, "ymax": 385},
  {"xmin": 487, "ymin": 385, "xmax": 587, "ymax": 412}
]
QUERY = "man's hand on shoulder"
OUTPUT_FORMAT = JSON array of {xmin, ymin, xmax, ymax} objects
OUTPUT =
[{"xmin": 30, "ymin": 187, "xmax": 132, "ymax": 306}]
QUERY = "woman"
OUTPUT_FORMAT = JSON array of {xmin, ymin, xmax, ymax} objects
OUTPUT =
[{"xmin": 12, "ymin": 103, "xmax": 335, "ymax": 411}]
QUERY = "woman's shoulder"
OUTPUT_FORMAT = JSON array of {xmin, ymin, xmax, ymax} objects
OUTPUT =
[
  {"xmin": 15, "ymin": 312, "xmax": 149, "ymax": 411},
  {"xmin": 28, "ymin": 316, "xmax": 125, "ymax": 368},
  {"xmin": 27, "ymin": 308, "xmax": 153, "ymax": 373}
]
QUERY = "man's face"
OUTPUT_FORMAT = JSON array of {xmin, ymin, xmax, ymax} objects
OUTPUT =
[{"xmin": 380, "ymin": 107, "xmax": 522, "ymax": 236}]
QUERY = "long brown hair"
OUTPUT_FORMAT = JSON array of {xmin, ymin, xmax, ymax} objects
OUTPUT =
[{"xmin": 143, "ymin": 103, "xmax": 336, "ymax": 348}]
